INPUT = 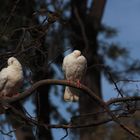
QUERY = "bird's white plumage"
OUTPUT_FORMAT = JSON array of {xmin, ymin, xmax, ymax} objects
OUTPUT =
[
  {"xmin": 62, "ymin": 50, "xmax": 87, "ymax": 101},
  {"xmin": 0, "ymin": 57, "xmax": 23, "ymax": 98}
]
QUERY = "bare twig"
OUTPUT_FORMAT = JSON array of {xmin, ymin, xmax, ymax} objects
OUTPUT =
[
  {"xmin": 106, "ymin": 69, "xmax": 125, "ymax": 98},
  {"xmin": 107, "ymin": 96, "xmax": 140, "ymax": 106},
  {"xmin": 71, "ymin": 107, "xmax": 139, "ymax": 121},
  {"xmin": 5, "ymin": 103, "xmax": 130, "ymax": 129},
  {"xmin": 0, "ymin": 129, "xmax": 14, "ymax": 137},
  {"xmin": 0, "ymin": 0, "xmax": 21, "ymax": 37},
  {"xmin": 15, "ymin": 28, "xmax": 26, "ymax": 52},
  {"xmin": 74, "ymin": 7, "xmax": 89, "ymax": 49},
  {"xmin": 116, "ymin": 79, "xmax": 140, "ymax": 83},
  {"xmin": 60, "ymin": 129, "xmax": 68, "ymax": 140}
]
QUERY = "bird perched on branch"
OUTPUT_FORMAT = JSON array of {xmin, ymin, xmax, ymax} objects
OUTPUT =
[
  {"xmin": 62, "ymin": 50, "xmax": 87, "ymax": 102},
  {"xmin": 0, "ymin": 57, "xmax": 23, "ymax": 114},
  {"xmin": 0, "ymin": 57, "xmax": 23, "ymax": 98}
]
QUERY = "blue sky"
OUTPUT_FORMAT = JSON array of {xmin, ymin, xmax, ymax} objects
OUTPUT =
[
  {"xmin": 102, "ymin": 0, "xmax": 140, "ymax": 101},
  {"xmin": 103, "ymin": 0, "xmax": 140, "ymax": 59}
]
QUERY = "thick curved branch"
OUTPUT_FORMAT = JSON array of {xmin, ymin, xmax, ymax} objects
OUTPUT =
[{"xmin": 0, "ymin": 79, "xmax": 140, "ymax": 139}]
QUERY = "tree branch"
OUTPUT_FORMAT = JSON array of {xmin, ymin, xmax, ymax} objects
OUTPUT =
[
  {"xmin": 0, "ymin": 79, "xmax": 140, "ymax": 139},
  {"xmin": 107, "ymin": 96, "xmax": 140, "ymax": 106},
  {"xmin": 6, "ymin": 103, "xmax": 131, "ymax": 129}
]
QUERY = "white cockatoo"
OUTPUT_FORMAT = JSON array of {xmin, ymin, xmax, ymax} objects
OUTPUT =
[
  {"xmin": 62, "ymin": 50, "xmax": 87, "ymax": 101},
  {"xmin": 0, "ymin": 57, "xmax": 23, "ymax": 98}
]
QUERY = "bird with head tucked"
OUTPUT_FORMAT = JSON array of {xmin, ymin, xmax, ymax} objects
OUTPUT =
[
  {"xmin": 62, "ymin": 50, "xmax": 87, "ymax": 102},
  {"xmin": 0, "ymin": 57, "xmax": 23, "ymax": 98}
]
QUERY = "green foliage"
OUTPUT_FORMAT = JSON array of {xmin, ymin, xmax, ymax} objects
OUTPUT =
[
  {"xmin": 100, "ymin": 24, "xmax": 118, "ymax": 38},
  {"xmin": 107, "ymin": 44, "xmax": 128, "ymax": 60}
]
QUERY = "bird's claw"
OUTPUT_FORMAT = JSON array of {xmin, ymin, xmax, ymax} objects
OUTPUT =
[
  {"xmin": 12, "ymin": 93, "xmax": 20, "ymax": 97},
  {"xmin": 76, "ymin": 80, "xmax": 81, "ymax": 88}
]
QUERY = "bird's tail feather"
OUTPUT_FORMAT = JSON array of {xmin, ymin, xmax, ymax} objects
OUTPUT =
[{"xmin": 64, "ymin": 86, "xmax": 79, "ymax": 102}]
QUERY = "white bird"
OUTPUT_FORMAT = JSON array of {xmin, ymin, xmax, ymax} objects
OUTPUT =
[
  {"xmin": 62, "ymin": 50, "xmax": 87, "ymax": 101},
  {"xmin": 0, "ymin": 57, "xmax": 23, "ymax": 98}
]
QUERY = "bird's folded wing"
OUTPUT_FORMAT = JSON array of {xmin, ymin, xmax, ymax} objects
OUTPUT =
[{"xmin": 0, "ymin": 70, "xmax": 8, "ymax": 91}]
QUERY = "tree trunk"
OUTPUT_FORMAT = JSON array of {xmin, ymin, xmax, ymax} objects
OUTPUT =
[
  {"xmin": 70, "ymin": 0, "xmax": 107, "ymax": 139},
  {"xmin": 32, "ymin": 23, "xmax": 53, "ymax": 140},
  {"xmin": 34, "ymin": 72, "xmax": 53, "ymax": 140}
]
